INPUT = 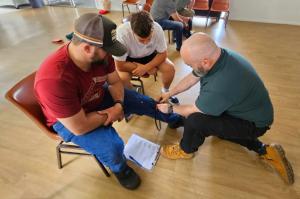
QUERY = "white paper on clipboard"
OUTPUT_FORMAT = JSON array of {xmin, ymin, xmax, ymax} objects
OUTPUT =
[{"xmin": 124, "ymin": 134, "xmax": 160, "ymax": 171}]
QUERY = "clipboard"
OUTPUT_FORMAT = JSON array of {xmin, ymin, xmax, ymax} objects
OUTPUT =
[{"xmin": 124, "ymin": 134, "xmax": 160, "ymax": 171}]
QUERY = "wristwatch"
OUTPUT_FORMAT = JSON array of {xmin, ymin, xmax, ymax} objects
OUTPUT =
[
  {"xmin": 167, "ymin": 103, "xmax": 173, "ymax": 114},
  {"xmin": 114, "ymin": 100, "xmax": 124, "ymax": 111}
]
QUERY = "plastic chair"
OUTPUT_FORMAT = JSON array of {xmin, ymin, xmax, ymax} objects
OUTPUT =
[
  {"xmin": 206, "ymin": 0, "xmax": 230, "ymax": 28},
  {"xmin": 193, "ymin": 0, "xmax": 210, "ymax": 11},
  {"xmin": 193, "ymin": 0, "xmax": 210, "ymax": 27},
  {"xmin": 5, "ymin": 72, "xmax": 110, "ymax": 177},
  {"xmin": 122, "ymin": 0, "xmax": 141, "ymax": 17}
]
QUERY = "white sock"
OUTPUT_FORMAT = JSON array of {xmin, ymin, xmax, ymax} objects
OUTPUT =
[{"xmin": 161, "ymin": 88, "xmax": 169, "ymax": 93}]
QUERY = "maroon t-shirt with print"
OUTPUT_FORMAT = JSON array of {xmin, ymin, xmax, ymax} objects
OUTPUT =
[{"xmin": 34, "ymin": 44, "xmax": 115, "ymax": 127}]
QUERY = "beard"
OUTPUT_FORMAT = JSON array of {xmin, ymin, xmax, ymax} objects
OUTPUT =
[
  {"xmin": 91, "ymin": 52, "xmax": 106, "ymax": 65},
  {"xmin": 194, "ymin": 68, "xmax": 207, "ymax": 77},
  {"xmin": 91, "ymin": 59, "xmax": 105, "ymax": 65}
]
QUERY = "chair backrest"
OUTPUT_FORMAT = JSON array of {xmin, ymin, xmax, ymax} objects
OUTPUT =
[
  {"xmin": 145, "ymin": 0, "xmax": 153, "ymax": 6},
  {"xmin": 193, "ymin": 0, "xmax": 209, "ymax": 10},
  {"xmin": 122, "ymin": 2, "xmax": 151, "ymax": 23},
  {"xmin": 5, "ymin": 72, "xmax": 61, "ymax": 140},
  {"xmin": 122, "ymin": 0, "xmax": 140, "ymax": 4},
  {"xmin": 210, "ymin": 0, "xmax": 229, "ymax": 12},
  {"xmin": 143, "ymin": 3, "xmax": 151, "ymax": 12}
]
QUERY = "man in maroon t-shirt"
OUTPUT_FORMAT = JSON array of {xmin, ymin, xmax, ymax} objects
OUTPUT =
[{"xmin": 34, "ymin": 13, "xmax": 183, "ymax": 190}]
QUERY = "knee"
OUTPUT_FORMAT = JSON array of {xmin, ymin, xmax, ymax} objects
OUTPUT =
[
  {"xmin": 185, "ymin": 112, "xmax": 211, "ymax": 129},
  {"xmin": 174, "ymin": 21, "xmax": 184, "ymax": 30},
  {"xmin": 118, "ymin": 71, "xmax": 131, "ymax": 82},
  {"xmin": 159, "ymin": 60, "xmax": 175, "ymax": 74}
]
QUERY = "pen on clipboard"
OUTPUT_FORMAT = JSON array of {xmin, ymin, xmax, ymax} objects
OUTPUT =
[
  {"xmin": 129, "ymin": 155, "xmax": 143, "ymax": 168},
  {"xmin": 152, "ymin": 147, "xmax": 161, "ymax": 165}
]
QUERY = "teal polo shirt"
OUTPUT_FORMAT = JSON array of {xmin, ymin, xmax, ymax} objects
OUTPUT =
[{"xmin": 195, "ymin": 49, "xmax": 274, "ymax": 127}]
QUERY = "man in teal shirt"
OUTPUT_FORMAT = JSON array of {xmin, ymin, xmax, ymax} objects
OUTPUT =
[{"xmin": 157, "ymin": 33, "xmax": 294, "ymax": 184}]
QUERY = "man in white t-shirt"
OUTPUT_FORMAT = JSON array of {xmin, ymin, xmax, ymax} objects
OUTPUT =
[{"xmin": 113, "ymin": 11, "xmax": 179, "ymax": 104}]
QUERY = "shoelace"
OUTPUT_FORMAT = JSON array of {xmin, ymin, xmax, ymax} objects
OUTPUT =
[{"xmin": 168, "ymin": 145, "xmax": 181, "ymax": 156}]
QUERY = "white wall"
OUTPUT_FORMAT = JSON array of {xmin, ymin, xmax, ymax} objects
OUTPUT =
[
  {"xmin": 110, "ymin": 0, "xmax": 300, "ymax": 25},
  {"xmin": 230, "ymin": 0, "xmax": 300, "ymax": 25},
  {"xmin": 0, "ymin": 0, "xmax": 29, "ymax": 7}
]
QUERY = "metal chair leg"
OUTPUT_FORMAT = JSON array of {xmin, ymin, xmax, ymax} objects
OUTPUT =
[
  {"xmin": 205, "ymin": 11, "xmax": 210, "ymax": 28},
  {"xmin": 225, "ymin": 11, "xmax": 230, "ymax": 28},
  {"xmin": 122, "ymin": 4, "xmax": 125, "ymax": 17},
  {"xmin": 93, "ymin": 155, "xmax": 110, "ymax": 177},
  {"xmin": 139, "ymin": 78, "xmax": 145, "ymax": 94},
  {"xmin": 131, "ymin": 76, "xmax": 145, "ymax": 95},
  {"xmin": 70, "ymin": 0, "xmax": 76, "ymax": 7},
  {"xmin": 56, "ymin": 141, "xmax": 63, "ymax": 169},
  {"xmin": 56, "ymin": 142, "xmax": 110, "ymax": 177},
  {"xmin": 126, "ymin": 4, "xmax": 130, "ymax": 14}
]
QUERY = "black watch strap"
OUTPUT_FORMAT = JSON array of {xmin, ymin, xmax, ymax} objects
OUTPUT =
[
  {"xmin": 114, "ymin": 100, "xmax": 124, "ymax": 110},
  {"xmin": 167, "ymin": 103, "xmax": 173, "ymax": 114}
]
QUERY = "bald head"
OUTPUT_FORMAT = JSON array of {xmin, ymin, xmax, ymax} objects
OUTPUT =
[{"xmin": 181, "ymin": 32, "xmax": 220, "ymax": 65}]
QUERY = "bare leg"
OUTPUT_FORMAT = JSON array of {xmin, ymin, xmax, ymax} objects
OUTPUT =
[
  {"xmin": 117, "ymin": 70, "xmax": 134, "ymax": 89},
  {"xmin": 157, "ymin": 58, "xmax": 175, "ymax": 89}
]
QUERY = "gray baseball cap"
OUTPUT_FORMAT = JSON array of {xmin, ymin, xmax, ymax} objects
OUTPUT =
[{"xmin": 74, "ymin": 13, "xmax": 127, "ymax": 56}]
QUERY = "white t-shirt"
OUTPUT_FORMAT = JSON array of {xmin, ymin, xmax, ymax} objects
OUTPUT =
[{"xmin": 113, "ymin": 22, "xmax": 167, "ymax": 61}]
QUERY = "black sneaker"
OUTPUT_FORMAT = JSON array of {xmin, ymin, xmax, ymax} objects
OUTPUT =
[
  {"xmin": 114, "ymin": 165, "xmax": 141, "ymax": 190},
  {"xmin": 168, "ymin": 116, "xmax": 184, "ymax": 129},
  {"xmin": 168, "ymin": 96, "xmax": 180, "ymax": 105}
]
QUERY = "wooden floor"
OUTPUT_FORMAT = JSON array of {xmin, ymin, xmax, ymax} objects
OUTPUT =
[{"xmin": 0, "ymin": 6, "xmax": 299, "ymax": 199}]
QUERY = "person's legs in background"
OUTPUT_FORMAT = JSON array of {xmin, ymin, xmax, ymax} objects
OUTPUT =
[
  {"xmin": 156, "ymin": 58, "xmax": 179, "ymax": 104},
  {"xmin": 183, "ymin": 18, "xmax": 193, "ymax": 38},
  {"xmin": 156, "ymin": 19, "xmax": 184, "ymax": 51}
]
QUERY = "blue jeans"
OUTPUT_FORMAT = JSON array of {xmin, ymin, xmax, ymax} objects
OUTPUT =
[
  {"xmin": 156, "ymin": 18, "xmax": 192, "ymax": 50},
  {"xmin": 53, "ymin": 88, "xmax": 181, "ymax": 173}
]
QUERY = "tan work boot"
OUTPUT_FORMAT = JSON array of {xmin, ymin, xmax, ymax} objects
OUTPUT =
[
  {"xmin": 260, "ymin": 144, "xmax": 294, "ymax": 184},
  {"xmin": 160, "ymin": 144, "xmax": 194, "ymax": 160}
]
